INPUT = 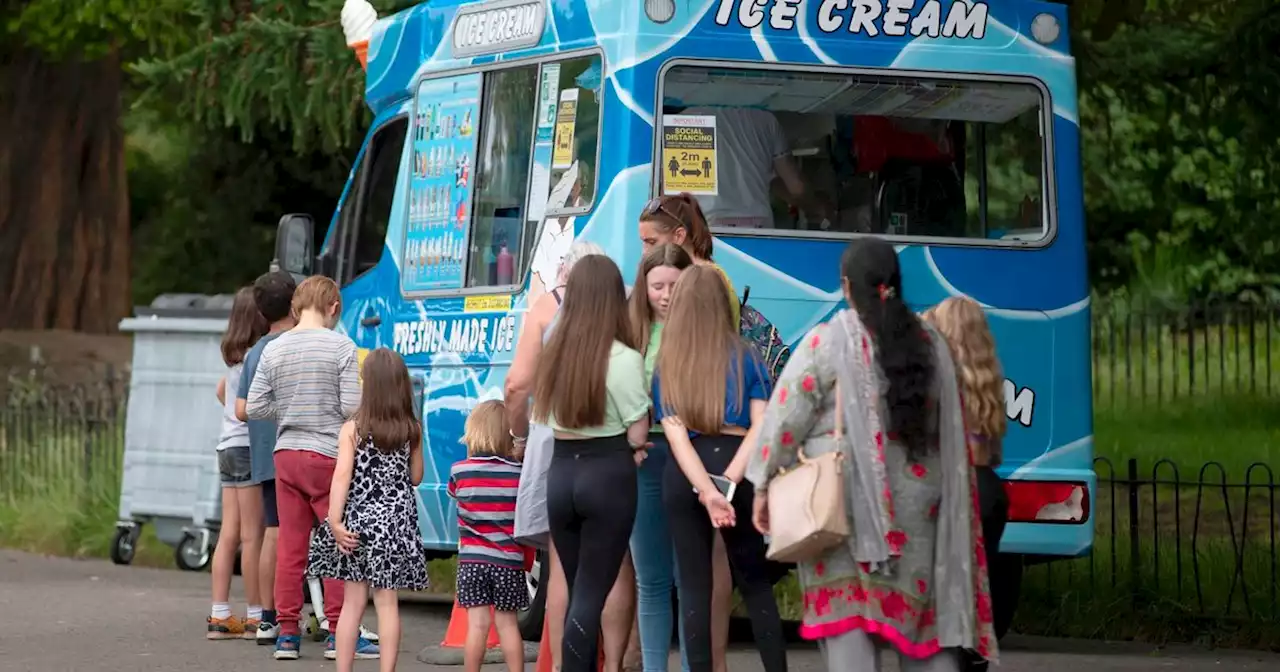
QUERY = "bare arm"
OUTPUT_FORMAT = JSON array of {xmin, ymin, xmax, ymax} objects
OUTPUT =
[
  {"xmin": 505, "ymin": 294, "xmax": 555, "ymax": 437},
  {"xmin": 626, "ymin": 416, "xmax": 650, "ymax": 448},
  {"xmin": 409, "ymin": 437, "xmax": 424, "ymax": 486},
  {"xmin": 235, "ymin": 399, "xmax": 248, "ymax": 423},
  {"xmin": 216, "ymin": 377, "xmax": 226, "ymax": 405},
  {"xmin": 724, "ymin": 399, "xmax": 767, "ymax": 482},
  {"xmin": 327, "ymin": 422, "xmax": 358, "ymax": 526}
]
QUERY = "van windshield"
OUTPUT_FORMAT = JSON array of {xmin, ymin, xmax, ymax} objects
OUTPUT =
[{"xmin": 660, "ymin": 65, "xmax": 1048, "ymax": 242}]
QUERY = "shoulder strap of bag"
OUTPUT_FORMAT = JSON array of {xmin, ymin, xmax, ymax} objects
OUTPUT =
[{"xmin": 834, "ymin": 382, "xmax": 843, "ymax": 440}]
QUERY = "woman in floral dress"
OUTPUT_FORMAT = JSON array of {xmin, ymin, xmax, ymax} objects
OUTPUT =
[{"xmin": 745, "ymin": 238, "xmax": 996, "ymax": 672}]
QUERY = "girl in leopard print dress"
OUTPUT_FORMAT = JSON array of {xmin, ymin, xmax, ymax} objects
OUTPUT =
[{"xmin": 309, "ymin": 348, "xmax": 428, "ymax": 671}]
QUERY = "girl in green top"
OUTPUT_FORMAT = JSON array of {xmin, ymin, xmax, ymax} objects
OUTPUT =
[
  {"xmin": 636, "ymin": 196, "xmax": 738, "ymax": 672},
  {"xmin": 625, "ymin": 244, "xmax": 702, "ymax": 672},
  {"xmin": 531, "ymin": 255, "xmax": 650, "ymax": 672}
]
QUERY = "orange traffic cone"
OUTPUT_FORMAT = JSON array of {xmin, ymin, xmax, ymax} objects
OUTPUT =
[{"xmin": 416, "ymin": 598, "xmax": 501, "ymax": 665}]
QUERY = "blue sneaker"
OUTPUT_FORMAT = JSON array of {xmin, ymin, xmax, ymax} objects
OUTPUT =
[
  {"xmin": 274, "ymin": 634, "xmax": 301, "ymax": 661},
  {"xmin": 323, "ymin": 634, "xmax": 380, "ymax": 660}
]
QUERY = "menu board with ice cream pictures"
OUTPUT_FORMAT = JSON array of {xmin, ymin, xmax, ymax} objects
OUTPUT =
[{"xmin": 404, "ymin": 73, "xmax": 480, "ymax": 293}]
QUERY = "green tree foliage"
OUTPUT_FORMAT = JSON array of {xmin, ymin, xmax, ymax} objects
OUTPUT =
[{"xmin": 133, "ymin": 0, "xmax": 416, "ymax": 153}]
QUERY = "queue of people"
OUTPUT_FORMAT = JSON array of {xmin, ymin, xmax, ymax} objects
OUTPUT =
[
  {"xmin": 204, "ymin": 191, "xmax": 1008, "ymax": 672},
  {"xmin": 506, "ymin": 194, "xmax": 1005, "ymax": 672}
]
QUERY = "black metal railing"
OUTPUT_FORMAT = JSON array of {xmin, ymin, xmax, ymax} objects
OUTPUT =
[
  {"xmin": 1019, "ymin": 456, "xmax": 1280, "ymax": 645},
  {"xmin": 1092, "ymin": 302, "xmax": 1280, "ymax": 407},
  {"xmin": 0, "ymin": 369, "xmax": 128, "ymax": 504}
]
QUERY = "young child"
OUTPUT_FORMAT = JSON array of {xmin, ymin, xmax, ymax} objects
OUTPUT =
[
  {"xmin": 246, "ymin": 275, "xmax": 377, "ymax": 661},
  {"xmin": 235, "ymin": 270, "xmax": 297, "ymax": 646},
  {"xmin": 448, "ymin": 400, "xmax": 527, "ymax": 672},
  {"xmin": 308, "ymin": 348, "xmax": 428, "ymax": 672},
  {"xmin": 208, "ymin": 286, "xmax": 268, "ymax": 640},
  {"xmin": 923, "ymin": 296, "xmax": 1009, "ymax": 672}
]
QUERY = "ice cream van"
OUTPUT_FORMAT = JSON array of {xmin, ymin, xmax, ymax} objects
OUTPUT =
[{"xmin": 272, "ymin": 0, "xmax": 1093, "ymax": 640}]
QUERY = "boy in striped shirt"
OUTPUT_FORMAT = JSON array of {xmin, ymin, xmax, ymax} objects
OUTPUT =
[{"xmin": 448, "ymin": 400, "xmax": 527, "ymax": 672}]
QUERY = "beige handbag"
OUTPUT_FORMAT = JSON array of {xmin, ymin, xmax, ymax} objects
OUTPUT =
[{"xmin": 764, "ymin": 383, "xmax": 850, "ymax": 563}]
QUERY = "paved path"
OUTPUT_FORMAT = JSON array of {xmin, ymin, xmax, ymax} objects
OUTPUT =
[{"xmin": 3, "ymin": 550, "xmax": 1280, "ymax": 671}]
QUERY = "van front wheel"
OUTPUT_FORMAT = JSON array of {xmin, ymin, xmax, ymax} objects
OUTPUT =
[{"xmin": 517, "ymin": 550, "xmax": 550, "ymax": 641}]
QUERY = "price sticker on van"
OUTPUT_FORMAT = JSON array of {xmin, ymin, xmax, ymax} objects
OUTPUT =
[{"xmin": 661, "ymin": 115, "xmax": 718, "ymax": 196}]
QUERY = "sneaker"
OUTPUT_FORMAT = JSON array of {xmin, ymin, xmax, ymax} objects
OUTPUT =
[
  {"xmin": 321, "ymin": 619, "xmax": 380, "ymax": 643},
  {"xmin": 207, "ymin": 615, "xmax": 246, "ymax": 640},
  {"xmin": 323, "ymin": 634, "xmax": 380, "ymax": 661},
  {"xmin": 274, "ymin": 634, "xmax": 301, "ymax": 661},
  {"xmin": 257, "ymin": 621, "xmax": 280, "ymax": 646},
  {"xmin": 242, "ymin": 618, "xmax": 261, "ymax": 641}
]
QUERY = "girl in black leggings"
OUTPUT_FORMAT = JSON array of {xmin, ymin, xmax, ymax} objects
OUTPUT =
[
  {"xmin": 532, "ymin": 255, "xmax": 652, "ymax": 672},
  {"xmin": 651, "ymin": 265, "xmax": 787, "ymax": 672}
]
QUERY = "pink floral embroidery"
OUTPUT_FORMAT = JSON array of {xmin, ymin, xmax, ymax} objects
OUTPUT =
[
  {"xmin": 915, "ymin": 579, "xmax": 928, "ymax": 595},
  {"xmin": 910, "ymin": 463, "xmax": 928, "ymax": 479},
  {"xmin": 928, "ymin": 503, "xmax": 940, "ymax": 519},
  {"xmin": 815, "ymin": 562, "xmax": 826, "ymax": 577},
  {"xmin": 801, "ymin": 375, "xmax": 816, "ymax": 393},
  {"xmin": 879, "ymin": 591, "xmax": 909, "ymax": 622},
  {"xmin": 810, "ymin": 332, "xmax": 822, "ymax": 349},
  {"xmin": 778, "ymin": 387, "xmax": 788, "ymax": 404},
  {"xmin": 977, "ymin": 591, "xmax": 993, "ymax": 622},
  {"xmin": 798, "ymin": 616, "xmax": 941, "ymax": 660},
  {"xmin": 761, "ymin": 445, "xmax": 770, "ymax": 461},
  {"xmin": 886, "ymin": 530, "xmax": 908, "ymax": 554},
  {"xmin": 781, "ymin": 431, "xmax": 794, "ymax": 446},
  {"xmin": 851, "ymin": 584, "xmax": 869, "ymax": 603},
  {"xmin": 861, "ymin": 335, "xmax": 871, "ymax": 365}
]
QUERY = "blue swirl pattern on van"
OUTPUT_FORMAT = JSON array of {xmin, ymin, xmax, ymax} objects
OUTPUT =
[{"xmin": 334, "ymin": 0, "xmax": 1093, "ymax": 555}]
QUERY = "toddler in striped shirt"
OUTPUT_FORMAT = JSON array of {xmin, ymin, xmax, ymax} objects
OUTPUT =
[{"xmin": 448, "ymin": 400, "xmax": 527, "ymax": 672}]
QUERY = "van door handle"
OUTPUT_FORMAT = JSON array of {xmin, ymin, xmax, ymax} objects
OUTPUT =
[{"xmin": 361, "ymin": 314, "xmax": 382, "ymax": 327}]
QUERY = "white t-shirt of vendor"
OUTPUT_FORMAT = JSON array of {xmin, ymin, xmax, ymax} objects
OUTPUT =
[{"xmin": 681, "ymin": 107, "xmax": 790, "ymax": 228}]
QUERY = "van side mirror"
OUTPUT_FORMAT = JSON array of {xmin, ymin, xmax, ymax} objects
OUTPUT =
[{"xmin": 273, "ymin": 214, "xmax": 315, "ymax": 279}]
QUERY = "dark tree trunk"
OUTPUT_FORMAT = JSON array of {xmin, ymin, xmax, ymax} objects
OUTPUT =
[{"xmin": 0, "ymin": 47, "xmax": 131, "ymax": 333}]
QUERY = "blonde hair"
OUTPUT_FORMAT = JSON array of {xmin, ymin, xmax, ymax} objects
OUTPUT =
[
  {"xmin": 655, "ymin": 265, "xmax": 746, "ymax": 433},
  {"xmin": 925, "ymin": 297, "xmax": 1006, "ymax": 465},
  {"xmin": 463, "ymin": 400, "xmax": 513, "ymax": 458},
  {"xmin": 556, "ymin": 241, "xmax": 606, "ymax": 286},
  {"xmin": 292, "ymin": 275, "xmax": 341, "ymax": 317}
]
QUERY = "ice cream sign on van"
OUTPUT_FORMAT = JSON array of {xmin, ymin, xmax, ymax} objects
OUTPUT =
[{"xmin": 451, "ymin": 0, "xmax": 547, "ymax": 58}]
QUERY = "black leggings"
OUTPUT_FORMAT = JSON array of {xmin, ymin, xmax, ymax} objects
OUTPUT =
[
  {"xmin": 663, "ymin": 435, "xmax": 786, "ymax": 672},
  {"xmin": 547, "ymin": 435, "xmax": 638, "ymax": 672}
]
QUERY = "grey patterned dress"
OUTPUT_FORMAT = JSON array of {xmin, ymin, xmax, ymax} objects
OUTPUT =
[{"xmin": 745, "ymin": 311, "xmax": 996, "ymax": 663}]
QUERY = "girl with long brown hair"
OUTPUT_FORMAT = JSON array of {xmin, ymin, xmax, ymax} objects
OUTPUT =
[
  {"xmin": 308, "ymin": 348, "xmax": 428, "ymax": 672},
  {"xmin": 652, "ymin": 266, "xmax": 786, "ymax": 672},
  {"xmin": 637, "ymin": 195, "xmax": 738, "ymax": 670},
  {"xmin": 208, "ymin": 286, "xmax": 268, "ymax": 640},
  {"xmin": 625, "ymin": 244, "xmax": 699, "ymax": 672},
  {"xmin": 532, "ymin": 255, "xmax": 651, "ymax": 672}
]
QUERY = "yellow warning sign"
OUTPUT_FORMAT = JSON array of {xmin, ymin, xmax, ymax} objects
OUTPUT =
[
  {"xmin": 357, "ymin": 347, "xmax": 370, "ymax": 386},
  {"xmin": 551, "ymin": 88, "xmax": 579, "ymax": 169},
  {"xmin": 464, "ymin": 294, "xmax": 513, "ymax": 313},
  {"xmin": 661, "ymin": 114, "xmax": 718, "ymax": 196}
]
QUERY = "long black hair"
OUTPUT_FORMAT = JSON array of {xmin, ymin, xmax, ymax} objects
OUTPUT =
[{"xmin": 840, "ymin": 238, "xmax": 935, "ymax": 460}]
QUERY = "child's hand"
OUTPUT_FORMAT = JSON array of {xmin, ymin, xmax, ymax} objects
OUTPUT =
[
  {"xmin": 699, "ymin": 490, "xmax": 736, "ymax": 528},
  {"xmin": 332, "ymin": 522, "xmax": 359, "ymax": 555}
]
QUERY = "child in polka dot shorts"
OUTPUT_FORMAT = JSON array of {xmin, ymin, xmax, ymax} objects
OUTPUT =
[{"xmin": 448, "ymin": 400, "xmax": 529, "ymax": 672}]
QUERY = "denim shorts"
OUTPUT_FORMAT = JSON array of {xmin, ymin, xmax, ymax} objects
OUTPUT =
[{"xmin": 217, "ymin": 446, "xmax": 253, "ymax": 487}]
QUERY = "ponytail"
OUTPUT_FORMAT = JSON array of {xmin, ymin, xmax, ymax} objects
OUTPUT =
[
  {"xmin": 840, "ymin": 239, "xmax": 935, "ymax": 460},
  {"xmin": 672, "ymin": 193, "xmax": 715, "ymax": 261}
]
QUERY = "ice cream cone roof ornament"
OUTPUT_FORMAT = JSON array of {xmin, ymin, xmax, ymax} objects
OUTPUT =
[{"xmin": 342, "ymin": 0, "xmax": 379, "ymax": 71}]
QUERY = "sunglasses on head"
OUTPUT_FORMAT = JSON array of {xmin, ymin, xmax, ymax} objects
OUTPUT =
[{"xmin": 642, "ymin": 197, "xmax": 685, "ymax": 226}]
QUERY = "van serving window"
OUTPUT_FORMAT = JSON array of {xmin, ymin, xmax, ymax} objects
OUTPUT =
[
  {"xmin": 403, "ymin": 52, "xmax": 602, "ymax": 293},
  {"xmin": 657, "ymin": 64, "xmax": 1050, "ymax": 244}
]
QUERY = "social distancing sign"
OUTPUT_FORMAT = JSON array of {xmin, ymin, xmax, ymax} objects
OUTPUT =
[
  {"xmin": 661, "ymin": 114, "xmax": 718, "ymax": 195},
  {"xmin": 552, "ymin": 88, "xmax": 579, "ymax": 169}
]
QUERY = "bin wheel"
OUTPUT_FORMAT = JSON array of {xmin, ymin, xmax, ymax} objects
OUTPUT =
[
  {"xmin": 110, "ymin": 526, "xmax": 139, "ymax": 566},
  {"xmin": 175, "ymin": 532, "xmax": 211, "ymax": 572}
]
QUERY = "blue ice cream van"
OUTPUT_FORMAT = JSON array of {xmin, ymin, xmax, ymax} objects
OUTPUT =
[{"xmin": 273, "ymin": 0, "xmax": 1093, "ymax": 639}]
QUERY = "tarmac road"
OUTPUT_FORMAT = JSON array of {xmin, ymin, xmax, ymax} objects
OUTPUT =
[{"xmin": 3, "ymin": 549, "xmax": 1280, "ymax": 672}]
